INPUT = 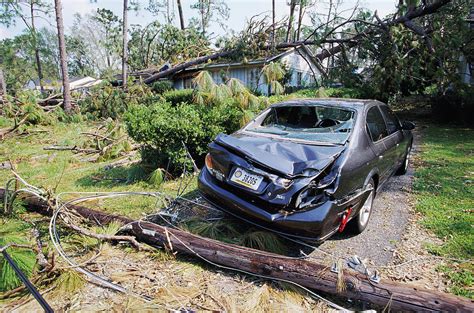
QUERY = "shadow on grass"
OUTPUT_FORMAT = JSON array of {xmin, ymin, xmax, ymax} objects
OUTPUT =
[{"xmin": 76, "ymin": 164, "xmax": 149, "ymax": 188}]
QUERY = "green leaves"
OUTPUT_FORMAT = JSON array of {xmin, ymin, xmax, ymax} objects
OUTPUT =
[
  {"xmin": 262, "ymin": 62, "xmax": 285, "ymax": 83},
  {"xmin": 262, "ymin": 62, "xmax": 286, "ymax": 95},
  {"xmin": 125, "ymin": 98, "xmax": 242, "ymax": 173}
]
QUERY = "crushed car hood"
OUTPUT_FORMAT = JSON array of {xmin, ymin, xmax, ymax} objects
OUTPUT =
[{"xmin": 214, "ymin": 133, "xmax": 345, "ymax": 176}]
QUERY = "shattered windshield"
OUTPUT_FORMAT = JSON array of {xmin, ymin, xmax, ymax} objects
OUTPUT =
[{"xmin": 246, "ymin": 105, "xmax": 355, "ymax": 145}]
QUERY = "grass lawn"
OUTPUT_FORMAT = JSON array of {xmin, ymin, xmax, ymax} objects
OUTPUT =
[
  {"xmin": 414, "ymin": 124, "xmax": 474, "ymax": 298},
  {"xmin": 0, "ymin": 120, "xmax": 198, "ymax": 219}
]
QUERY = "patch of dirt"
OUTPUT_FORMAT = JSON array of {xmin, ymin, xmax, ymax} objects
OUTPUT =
[{"xmin": 380, "ymin": 212, "xmax": 447, "ymax": 292}]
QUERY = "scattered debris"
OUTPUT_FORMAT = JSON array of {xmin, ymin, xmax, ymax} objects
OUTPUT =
[{"xmin": 1, "ymin": 186, "xmax": 472, "ymax": 312}]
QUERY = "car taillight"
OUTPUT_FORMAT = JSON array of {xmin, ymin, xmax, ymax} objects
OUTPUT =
[
  {"xmin": 295, "ymin": 187, "xmax": 325, "ymax": 210},
  {"xmin": 205, "ymin": 153, "xmax": 224, "ymax": 181},
  {"xmin": 205, "ymin": 153, "xmax": 213, "ymax": 170}
]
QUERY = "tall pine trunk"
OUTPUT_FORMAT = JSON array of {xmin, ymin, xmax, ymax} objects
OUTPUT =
[
  {"xmin": 296, "ymin": 1, "xmax": 304, "ymax": 41},
  {"xmin": 272, "ymin": 0, "xmax": 275, "ymax": 51},
  {"xmin": 122, "ymin": 0, "xmax": 128, "ymax": 88},
  {"xmin": 54, "ymin": 0, "xmax": 72, "ymax": 113},
  {"xmin": 0, "ymin": 69, "xmax": 6, "ymax": 95},
  {"xmin": 30, "ymin": 1, "xmax": 44, "ymax": 94},
  {"xmin": 177, "ymin": 0, "xmax": 185, "ymax": 30},
  {"xmin": 285, "ymin": 0, "xmax": 296, "ymax": 42}
]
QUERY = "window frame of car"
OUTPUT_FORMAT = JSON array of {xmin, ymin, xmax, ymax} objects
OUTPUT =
[
  {"xmin": 241, "ymin": 103, "xmax": 358, "ymax": 145},
  {"xmin": 365, "ymin": 104, "xmax": 391, "ymax": 143},
  {"xmin": 378, "ymin": 104, "xmax": 402, "ymax": 136}
]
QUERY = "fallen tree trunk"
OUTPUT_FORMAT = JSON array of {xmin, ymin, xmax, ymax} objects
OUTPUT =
[
  {"xmin": 141, "ymin": 0, "xmax": 451, "ymax": 84},
  {"xmin": 2, "ymin": 188, "xmax": 472, "ymax": 312}
]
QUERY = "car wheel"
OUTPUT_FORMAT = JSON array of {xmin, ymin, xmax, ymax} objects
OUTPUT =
[
  {"xmin": 396, "ymin": 144, "xmax": 412, "ymax": 175},
  {"xmin": 349, "ymin": 179, "xmax": 375, "ymax": 234}
]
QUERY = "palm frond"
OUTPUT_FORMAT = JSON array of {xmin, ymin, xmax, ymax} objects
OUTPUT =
[{"xmin": 193, "ymin": 91, "xmax": 207, "ymax": 105}]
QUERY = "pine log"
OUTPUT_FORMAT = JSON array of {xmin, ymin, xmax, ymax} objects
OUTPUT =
[{"xmin": 1, "ymin": 188, "xmax": 472, "ymax": 312}]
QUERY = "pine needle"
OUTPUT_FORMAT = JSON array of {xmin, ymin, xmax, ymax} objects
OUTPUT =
[
  {"xmin": 0, "ymin": 220, "xmax": 36, "ymax": 292},
  {"xmin": 239, "ymin": 230, "xmax": 287, "ymax": 254},
  {"xmin": 148, "ymin": 168, "xmax": 164, "ymax": 186},
  {"xmin": 55, "ymin": 269, "xmax": 85, "ymax": 294}
]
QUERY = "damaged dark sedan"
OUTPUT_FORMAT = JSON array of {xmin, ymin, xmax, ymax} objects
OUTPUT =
[{"xmin": 198, "ymin": 99, "xmax": 414, "ymax": 241}]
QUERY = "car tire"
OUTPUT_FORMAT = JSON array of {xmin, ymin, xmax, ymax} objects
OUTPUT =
[
  {"xmin": 349, "ymin": 178, "xmax": 375, "ymax": 234},
  {"xmin": 396, "ymin": 144, "xmax": 412, "ymax": 175}
]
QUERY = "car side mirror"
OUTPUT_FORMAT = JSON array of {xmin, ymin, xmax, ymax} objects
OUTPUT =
[{"xmin": 401, "ymin": 121, "xmax": 415, "ymax": 130}]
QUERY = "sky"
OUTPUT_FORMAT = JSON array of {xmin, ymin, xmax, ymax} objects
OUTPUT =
[{"xmin": 0, "ymin": 0, "xmax": 398, "ymax": 40}]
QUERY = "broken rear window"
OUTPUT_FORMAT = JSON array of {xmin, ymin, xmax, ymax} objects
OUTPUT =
[{"xmin": 246, "ymin": 105, "xmax": 355, "ymax": 145}]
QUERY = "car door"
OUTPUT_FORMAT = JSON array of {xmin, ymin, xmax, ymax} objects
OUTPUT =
[
  {"xmin": 365, "ymin": 105, "xmax": 392, "ymax": 182},
  {"xmin": 379, "ymin": 105, "xmax": 405, "ymax": 172}
]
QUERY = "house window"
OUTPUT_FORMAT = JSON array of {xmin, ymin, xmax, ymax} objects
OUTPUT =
[
  {"xmin": 184, "ymin": 78, "xmax": 193, "ymax": 89},
  {"xmin": 247, "ymin": 68, "xmax": 258, "ymax": 89},
  {"xmin": 296, "ymin": 72, "xmax": 303, "ymax": 86}
]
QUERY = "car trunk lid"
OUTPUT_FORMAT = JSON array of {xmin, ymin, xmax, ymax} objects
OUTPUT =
[{"xmin": 214, "ymin": 133, "xmax": 345, "ymax": 177}]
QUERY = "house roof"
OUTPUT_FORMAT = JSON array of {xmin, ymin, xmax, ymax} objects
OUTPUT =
[
  {"xmin": 184, "ymin": 49, "xmax": 294, "ymax": 71},
  {"xmin": 173, "ymin": 46, "xmax": 318, "ymax": 78},
  {"xmin": 25, "ymin": 76, "xmax": 102, "ymax": 90},
  {"xmin": 126, "ymin": 45, "xmax": 319, "ymax": 83},
  {"xmin": 70, "ymin": 76, "xmax": 102, "ymax": 90}
]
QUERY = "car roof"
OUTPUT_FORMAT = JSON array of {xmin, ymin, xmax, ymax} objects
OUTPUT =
[{"xmin": 270, "ymin": 98, "xmax": 381, "ymax": 110}]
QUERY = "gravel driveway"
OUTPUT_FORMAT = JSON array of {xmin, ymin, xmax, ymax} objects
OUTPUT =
[{"xmin": 316, "ymin": 132, "xmax": 419, "ymax": 266}]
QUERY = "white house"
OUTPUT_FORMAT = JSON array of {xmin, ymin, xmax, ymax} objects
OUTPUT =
[
  {"xmin": 25, "ymin": 76, "xmax": 102, "ymax": 92},
  {"xmin": 171, "ymin": 46, "xmax": 322, "ymax": 95}
]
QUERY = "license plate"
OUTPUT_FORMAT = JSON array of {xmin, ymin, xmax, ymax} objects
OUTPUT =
[{"xmin": 230, "ymin": 167, "xmax": 263, "ymax": 190}]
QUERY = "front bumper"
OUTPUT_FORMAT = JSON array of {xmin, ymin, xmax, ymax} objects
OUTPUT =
[{"xmin": 198, "ymin": 168, "xmax": 370, "ymax": 241}]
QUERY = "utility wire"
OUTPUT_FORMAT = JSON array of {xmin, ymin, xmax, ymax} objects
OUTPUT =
[{"xmin": 0, "ymin": 247, "xmax": 53, "ymax": 312}]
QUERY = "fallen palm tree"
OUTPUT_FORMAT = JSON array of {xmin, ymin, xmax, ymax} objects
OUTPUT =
[{"xmin": 1, "ymin": 188, "xmax": 472, "ymax": 311}]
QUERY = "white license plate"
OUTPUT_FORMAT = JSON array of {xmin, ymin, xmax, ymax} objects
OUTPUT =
[{"xmin": 230, "ymin": 167, "xmax": 263, "ymax": 190}]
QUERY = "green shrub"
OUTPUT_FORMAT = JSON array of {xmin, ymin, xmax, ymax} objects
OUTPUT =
[
  {"xmin": 431, "ymin": 86, "xmax": 474, "ymax": 125},
  {"xmin": 151, "ymin": 80, "xmax": 173, "ymax": 94},
  {"xmin": 53, "ymin": 108, "xmax": 84, "ymax": 123},
  {"xmin": 293, "ymin": 87, "xmax": 365, "ymax": 99},
  {"xmin": 162, "ymin": 89, "xmax": 194, "ymax": 105},
  {"xmin": 125, "ymin": 100, "xmax": 242, "ymax": 172},
  {"xmin": 78, "ymin": 82, "xmax": 154, "ymax": 119}
]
